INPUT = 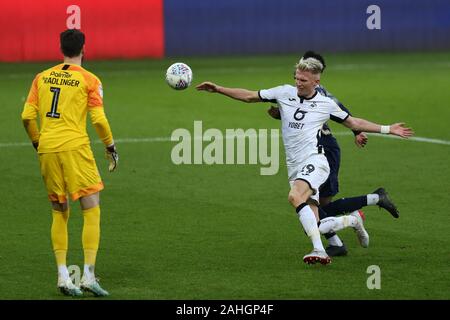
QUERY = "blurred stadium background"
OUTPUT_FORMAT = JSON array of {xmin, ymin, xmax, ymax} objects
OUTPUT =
[
  {"xmin": 0, "ymin": 0, "xmax": 449, "ymax": 299},
  {"xmin": 2, "ymin": 0, "xmax": 450, "ymax": 60}
]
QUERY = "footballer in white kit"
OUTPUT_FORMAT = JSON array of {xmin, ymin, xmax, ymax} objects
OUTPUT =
[
  {"xmin": 258, "ymin": 85, "xmax": 349, "ymax": 204},
  {"xmin": 196, "ymin": 56, "xmax": 413, "ymax": 266}
]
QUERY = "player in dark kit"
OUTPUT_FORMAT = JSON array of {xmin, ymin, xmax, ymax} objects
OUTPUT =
[{"xmin": 267, "ymin": 51, "xmax": 399, "ymax": 257}]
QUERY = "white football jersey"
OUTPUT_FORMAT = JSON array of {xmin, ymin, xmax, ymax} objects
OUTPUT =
[{"xmin": 259, "ymin": 85, "xmax": 349, "ymax": 166}]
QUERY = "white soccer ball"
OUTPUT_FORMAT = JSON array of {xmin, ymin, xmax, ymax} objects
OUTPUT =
[{"xmin": 165, "ymin": 62, "xmax": 193, "ymax": 90}]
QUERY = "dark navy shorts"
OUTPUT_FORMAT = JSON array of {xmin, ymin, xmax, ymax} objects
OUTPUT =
[{"xmin": 319, "ymin": 136, "xmax": 341, "ymax": 198}]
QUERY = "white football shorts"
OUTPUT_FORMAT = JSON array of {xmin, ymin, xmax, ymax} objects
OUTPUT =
[{"xmin": 288, "ymin": 153, "xmax": 330, "ymax": 203}]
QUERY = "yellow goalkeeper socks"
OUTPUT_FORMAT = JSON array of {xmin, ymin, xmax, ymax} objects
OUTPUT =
[
  {"xmin": 82, "ymin": 206, "xmax": 101, "ymax": 266},
  {"xmin": 51, "ymin": 209, "xmax": 70, "ymax": 267}
]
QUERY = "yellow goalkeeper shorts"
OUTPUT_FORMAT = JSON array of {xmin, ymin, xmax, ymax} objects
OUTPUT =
[{"xmin": 39, "ymin": 145, "xmax": 104, "ymax": 203}]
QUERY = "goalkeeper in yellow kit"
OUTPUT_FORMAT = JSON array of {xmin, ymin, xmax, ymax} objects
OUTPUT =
[{"xmin": 21, "ymin": 29, "xmax": 118, "ymax": 297}]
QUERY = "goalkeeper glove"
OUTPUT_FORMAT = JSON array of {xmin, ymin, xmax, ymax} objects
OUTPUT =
[{"xmin": 106, "ymin": 143, "xmax": 119, "ymax": 172}]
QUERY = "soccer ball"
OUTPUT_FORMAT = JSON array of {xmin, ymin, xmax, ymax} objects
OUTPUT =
[{"xmin": 165, "ymin": 62, "xmax": 193, "ymax": 90}]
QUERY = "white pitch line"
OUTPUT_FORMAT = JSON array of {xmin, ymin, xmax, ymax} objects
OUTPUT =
[
  {"xmin": 1, "ymin": 132, "xmax": 449, "ymax": 148},
  {"xmin": 115, "ymin": 137, "xmax": 172, "ymax": 143},
  {"xmin": 332, "ymin": 131, "xmax": 450, "ymax": 146},
  {"xmin": 0, "ymin": 142, "xmax": 31, "ymax": 147}
]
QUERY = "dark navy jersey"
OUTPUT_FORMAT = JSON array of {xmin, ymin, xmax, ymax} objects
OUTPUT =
[
  {"xmin": 316, "ymin": 84, "xmax": 353, "ymax": 131},
  {"xmin": 315, "ymin": 85, "xmax": 356, "ymax": 149},
  {"xmin": 315, "ymin": 85, "xmax": 358, "ymax": 197}
]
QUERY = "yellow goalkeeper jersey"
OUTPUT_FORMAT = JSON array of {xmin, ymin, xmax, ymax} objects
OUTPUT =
[{"xmin": 22, "ymin": 63, "xmax": 106, "ymax": 153}]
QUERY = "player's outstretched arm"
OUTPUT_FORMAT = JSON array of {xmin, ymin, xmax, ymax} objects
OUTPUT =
[
  {"xmin": 333, "ymin": 103, "xmax": 369, "ymax": 147},
  {"xmin": 343, "ymin": 116, "xmax": 414, "ymax": 138},
  {"xmin": 196, "ymin": 81, "xmax": 261, "ymax": 103},
  {"xmin": 388, "ymin": 123, "xmax": 415, "ymax": 138}
]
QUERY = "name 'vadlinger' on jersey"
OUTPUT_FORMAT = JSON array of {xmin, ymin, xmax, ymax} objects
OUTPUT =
[{"xmin": 42, "ymin": 71, "xmax": 80, "ymax": 87}]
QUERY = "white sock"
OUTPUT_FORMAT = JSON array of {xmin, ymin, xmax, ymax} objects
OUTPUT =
[
  {"xmin": 319, "ymin": 215, "xmax": 358, "ymax": 234},
  {"xmin": 367, "ymin": 194, "xmax": 380, "ymax": 206},
  {"xmin": 327, "ymin": 234, "xmax": 343, "ymax": 247},
  {"xmin": 298, "ymin": 205, "xmax": 325, "ymax": 252},
  {"xmin": 83, "ymin": 264, "xmax": 95, "ymax": 281},
  {"xmin": 58, "ymin": 265, "xmax": 69, "ymax": 280}
]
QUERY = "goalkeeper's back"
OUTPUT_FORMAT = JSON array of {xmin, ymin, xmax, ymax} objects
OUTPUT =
[{"xmin": 21, "ymin": 63, "xmax": 111, "ymax": 153}]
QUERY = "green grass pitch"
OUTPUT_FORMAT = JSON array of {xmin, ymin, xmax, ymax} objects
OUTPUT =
[{"xmin": 0, "ymin": 52, "xmax": 449, "ymax": 299}]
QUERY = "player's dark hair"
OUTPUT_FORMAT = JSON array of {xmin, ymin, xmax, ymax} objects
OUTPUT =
[
  {"xmin": 60, "ymin": 29, "xmax": 85, "ymax": 58},
  {"xmin": 302, "ymin": 51, "xmax": 326, "ymax": 72}
]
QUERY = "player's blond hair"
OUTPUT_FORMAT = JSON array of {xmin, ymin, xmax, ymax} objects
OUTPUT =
[{"xmin": 295, "ymin": 57, "xmax": 324, "ymax": 74}]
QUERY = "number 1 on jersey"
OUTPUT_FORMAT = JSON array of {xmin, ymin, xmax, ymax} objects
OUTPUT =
[{"xmin": 46, "ymin": 87, "xmax": 61, "ymax": 118}]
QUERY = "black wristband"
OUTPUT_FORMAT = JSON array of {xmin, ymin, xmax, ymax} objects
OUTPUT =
[{"xmin": 106, "ymin": 144, "xmax": 116, "ymax": 152}]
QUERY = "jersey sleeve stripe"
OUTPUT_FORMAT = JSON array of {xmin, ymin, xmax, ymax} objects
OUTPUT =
[
  {"xmin": 258, "ymin": 90, "xmax": 277, "ymax": 103},
  {"xmin": 330, "ymin": 113, "xmax": 349, "ymax": 123}
]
